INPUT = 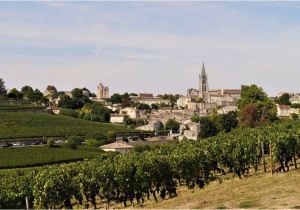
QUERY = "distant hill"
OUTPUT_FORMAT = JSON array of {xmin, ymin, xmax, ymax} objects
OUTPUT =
[{"xmin": 0, "ymin": 112, "xmax": 133, "ymax": 140}]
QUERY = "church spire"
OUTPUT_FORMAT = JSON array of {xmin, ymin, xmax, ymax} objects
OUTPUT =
[
  {"xmin": 201, "ymin": 62, "xmax": 206, "ymax": 76},
  {"xmin": 199, "ymin": 61, "xmax": 209, "ymax": 96}
]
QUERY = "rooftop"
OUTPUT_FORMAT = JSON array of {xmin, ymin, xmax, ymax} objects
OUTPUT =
[{"xmin": 100, "ymin": 141, "xmax": 134, "ymax": 149}]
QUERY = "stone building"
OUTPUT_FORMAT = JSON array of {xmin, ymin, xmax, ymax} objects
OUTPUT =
[
  {"xmin": 130, "ymin": 93, "xmax": 171, "ymax": 106},
  {"xmin": 97, "ymin": 83, "xmax": 109, "ymax": 99}
]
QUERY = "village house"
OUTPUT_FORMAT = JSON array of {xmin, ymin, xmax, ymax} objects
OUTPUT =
[
  {"xmin": 135, "ymin": 120, "xmax": 164, "ymax": 132},
  {"xmin": 120, "ymin": 107, "xmax": 141, "ymax": 119},
  {"xmin": 179, "ymin": 120, "xmax": 201, "ymax": 141},
  {"xmin": 277, "ymin": 104, "xmax": 299, "ymax": 118},
  {"xmin": 290, "ymin": 94, "xmax": 300, "ymax": 104},
  {"xmin": 110, "ymin": 113, "xmax": 127, "ymax": 123},
  {"xmin": 177, "ymin": 96, "xmax": 192, "ymax": 108},
  {"xmin": 100, "ymin": 140, "xmax": 134, "ymax": 154}
]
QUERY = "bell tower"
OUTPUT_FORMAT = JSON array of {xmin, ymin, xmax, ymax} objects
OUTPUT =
[{"xmin": 199, "ymin": 62, "xmax": 209, "ymax": 99}]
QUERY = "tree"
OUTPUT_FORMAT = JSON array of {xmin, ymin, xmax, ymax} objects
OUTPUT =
[
  {"xmin": 109, "ymin": 93, "xmax": 122, "ymax": 104},
  {"xmin": 238, "ymin": 85, "xmax": 269, "ymax": 110},
  {"xmin": 21, "ymin": 86, "xmax": 34, "ymax": 100},
  {"xmin": 151, "ymin": 103, "xmax": 159, "ymax": 109},
  {"xmin": 239, "ymin": 103, "xmax": 261, "ymax": 127},
  {"xmin": 217, "ymin": 111, "xmax": 238, "ymax": 132},
  {"xmin": 91, "ymin": 102, "xmax": 111, "ymax": 122},
  {"xmin": 165, "ymin": 119, "xmax": 180, "ymax": 133},
  {"xmin": 31, "ymin": 89, "xmax": 44, "ymax": 102},
  {"xmin": 59, "ymin": 108, "xmax": 78, "ymax": 118},
  {"xmin": 191, "ymin": 114, "xmax": 201, "ymax": 123},
  {"xmin": 0, "ymin": 78, "xmax": 7, "ymax": 96},
  {"xmin": 238, "ymin": 85, "xmax": 277, "ymax": 127},
  {"xmin": 47, "ymin": 138, "xmax": 55, "ymax": 148},
  {"xmin": 199, "ymin": 117, "xmax": 218, "ymax": 138},
  {"xmin": 71, "ymin": 88, "xmax": 83, "ymax": 99},
  {"xmin": 291, "ymin": 113, "xmax": 299, "ymax": 120},
  {"xmin": 275, "ymin": 93, "xmax": 291, "ymax": 105},
  {"xmin": 7, "ymin": 88, "xmax": 23, "ymax": 99},
  {"xmin": 58, "ymin": 95, "xmax": 75, "ymax": 109}
]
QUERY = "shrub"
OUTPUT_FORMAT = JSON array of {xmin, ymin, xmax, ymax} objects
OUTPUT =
[
  {"xmin": 47, "ymin": 138, "xmax": 55, "ymax": 148},
  {"xmin": 59, "ymin": 108, "xmax": 78, "ymax": 118}
]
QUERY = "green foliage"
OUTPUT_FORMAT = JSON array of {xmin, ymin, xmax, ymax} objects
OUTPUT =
[
  {"xmin": 0, "ymin": 112, "xmax": 133, "ymax": 139},
  {"xmin": 58, "ymin": 95, "xmax": 75, "ymax": 109},
  {"xmin": 33, "ymin": 165, "xmax": 81, "ymax": 209},
  {"xmin": 63, "ymin": 136, "xmax": 83, "ymax": 150},
  {"xmin": 47, "ymin": 138, "xmax": 55, "ymax": 148},
  {"xmin": 59, "ymin": 108, "xmax": 78, "ymax": 118},
  {"xmin": 0, "ymin": 78, "xmax": 6, "ymax": 96},
  {"xmin": 291, "ymin": 103, "xmax": 300, "ymax": 109},
  {"xmin": 0, "ymin": 146, "xmax": 100, "ymax": 169},
  {"xmin": 238, "ymin": 85, "xmax": 277, "ymax": 127},
  {"xmin": 109, "ymin": 93, "xmax": 131, "ymax": 105},
  {"xmin": 85, "ymin": 139, "xmax": 102, "ymax": 148},
  {"xmin": 91, "ymin": 102, "xmax": 111, "ymax": 122},
  {"xmin": 191, "ymin": 114, "xmax": 201, "ymax": 123},
  {"xmin": 275, "ymin": 93, "xmax": 291, "ymax": 105},
  {"xmin": 165, "ymin": 119, "xmax": 180, "ymax": 133},
  {"xmin": 135, "ymin": 103, "xmax": 151, "ymax": 110},
  {"xmin": 2, "ymin": 121, "xmax": 300, "ymax": 208},
  {"xmin": 216, "ymin": 111, "xmax": 238, "ymax": 132},
  {"xmin": 291, "ymin": 113, "xmax": 299, "ymax": 120},
  {"xmin": 124, "ymin": 117, "xmax": 148, "ymax": 128},
  {"xmin": 238, "ymin": 85, "xmax": 269, "ymax": 109},
  {"xmin": 199, "ymin": 117, "xmax": 218, "ymax": 138},
  {"xmin": 0, "ymin": 170, "xmax": 36, "ymax": 208},
  {"xmin": 157, "ymin": 94, "xmax": 180, "ymax": 107},
  {"xmin": 7, "ymin": 88, "xmax": 23, "ymax": 99},
  {"xmin": 20, "ymin": 86, "xmax": 43, "ymax": 102}
]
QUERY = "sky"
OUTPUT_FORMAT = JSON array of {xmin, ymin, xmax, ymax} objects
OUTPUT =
[{"xmin": 1, "ymin": 2, "xmax": 300, "ymax": 96}]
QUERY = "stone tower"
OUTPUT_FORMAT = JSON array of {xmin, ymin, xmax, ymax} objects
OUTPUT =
[
  {"xmin": 199, "ymin": 62, "xmax": 209, "ymax": 100},
  {"xmin": 97, "ymin": 83, "xmax": 109, "ymax": 99}
]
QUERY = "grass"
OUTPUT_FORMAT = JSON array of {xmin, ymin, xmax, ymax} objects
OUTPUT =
[
  {"xmin": 140, "ymin": 170, "xmax": 300, "ymax": 209},
  {"xmin": 0, "ymin": 146, "xmax": 101, "ymax": 169},
  {"xmin": 0, "ymin": 112, "xmax": 133, "ymax": 140}
]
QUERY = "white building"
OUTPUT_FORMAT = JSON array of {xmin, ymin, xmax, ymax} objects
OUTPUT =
[
  {"xmin": 179, "ymin": 120, "xmax": 201, "ymax": 141},
  {"xmin": 110, "ymin": 114, "xmax": 126, "ymax": 123},
  {"xmin": 277, "ymin": 104, "xmax": 299, "ymax": 118},
  {"xmin": 217, "ymin": 106, "xmax": 238, "ymax": 115},
  {"xmin": 177, "ymin": 96, "xmax": 192, "ymax": 108},
  {"xmin": 290, "ymin": 94, "xmax": 300, "ymax": 104},
  {"xmin": 100, "ymin": 140, "xmax": 134, "ymax": 154},
  {"xmin": 130, "ymin": 93, "xmax": 171, "ymax": 106},
  {"xmin": 120, "ymin": 107, "xmax": 140, "ymax": 119}
]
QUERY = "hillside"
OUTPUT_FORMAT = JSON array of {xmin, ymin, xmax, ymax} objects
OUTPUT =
[
  {"xmin": 143, "ymin": 170, "xmax": 300, "ymax": 209},
  {"xmin": 0, "ymin": 112, "xmax": 133, "ymax": 139}
]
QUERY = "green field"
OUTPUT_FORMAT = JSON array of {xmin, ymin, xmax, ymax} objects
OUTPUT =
[
  {"xmin": 0, "ymin": 112, "xmax": 133, "ymax": 139},
  {"xmin": 0, "ymin": 105, "xmax": 44, "ymax": 110},
  {"xmin": 0, "ymin": 146, "xmax": 100, "ymax": 169}
]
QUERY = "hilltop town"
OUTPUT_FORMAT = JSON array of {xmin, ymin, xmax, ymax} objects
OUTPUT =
[{"xmin": 1, "ymin": 63, "xmax": 300, "ymax": 149}]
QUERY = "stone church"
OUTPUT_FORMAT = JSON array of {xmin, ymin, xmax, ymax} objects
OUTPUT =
[{"xmin": 181, "ymin": 62, "xmax": 241, "ymax": 113}]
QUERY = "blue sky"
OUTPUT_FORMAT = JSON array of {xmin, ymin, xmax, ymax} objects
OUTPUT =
[{"xmin": 1, "ymin": 2, "xmax": 300, "ymax": 96}]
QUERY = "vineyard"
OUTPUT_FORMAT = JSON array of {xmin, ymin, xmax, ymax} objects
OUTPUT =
[
  {"xmin": 0, "ymin": 146, "xmax": 100, "ymax": 169},
  {"xmin": 0, "ymin": 112, "xmax": 133, "ymax": 140},
  {"xmin": 1, "ymin": 121, "xmax": 300, "ymax": 208}
]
